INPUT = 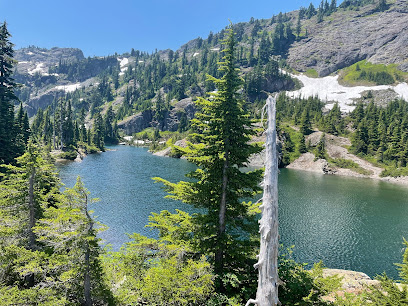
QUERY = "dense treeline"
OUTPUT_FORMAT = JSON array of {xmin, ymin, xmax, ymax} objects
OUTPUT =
[
  {"xmin": 49, "ymin": 56, "xmax": 119, "ymax": 82},
  {"xmin": 0, "ymin": 144, "xmax": 115, "ymax": 304},
  {"xmin": 275, "ymin": 91, "xmax": 408, "ymax": 176},
  {"xmin": 356, "ymin": 69, "xmax": 395, "ymax": 85},
  {"xmin": 0, "ymin": 22, "xmax": 30, "ymax": 165},
  {"xmin": 350, "ymin": 100, "xmax": 408, "ymax": 167},
  {"xmin": 31, "ymin": 99, "xmax": 119, "ymax": 156}
]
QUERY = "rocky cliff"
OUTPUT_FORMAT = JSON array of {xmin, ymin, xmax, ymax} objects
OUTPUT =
[
  {"xmin": 118, "ymin": 98, "xmax": 196, "ymax": 134},
  {"xmin": 15, "ymin": 47, "xmax": 84, "ymax": 75},
  {"xmin": 287, "ymin": 0, "xmax": 408, "ymax": 76}
]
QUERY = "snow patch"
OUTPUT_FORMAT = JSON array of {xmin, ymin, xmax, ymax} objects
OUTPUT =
[
  {"xmin": 29, "ymin": 63, "xmax": 48, "ymax": 75},
  {"xmin": 193, "ymin": 52, "xmax": 199, "ymax": 57},
  {"xmin": 118, "ymin": 57, "xmax": 129, "ymax": 73},
  {"xmin": 210, "ymin": 48, "xmax": 220, "ymax": 51},
  {"xmin": 55, "ymin": 83, "xmax": 81, "ymax": 92},
  {"xmin": 138, "ymin": 60, "xmax": 144, "ymax": 63},
  {"xmin": 287, "ymin": 73, "xmax": 408, "ymax": 113},
  {"xmin": 26, "ymin": 51, "xmax": 34, "ymax": 55},
  {"xmin": 119, "ymin": 57, "xmax": 129, "ymax": 68},
  {"xmin": 393, "ymin": 83, "xmax": 408, "ymax": 101}
]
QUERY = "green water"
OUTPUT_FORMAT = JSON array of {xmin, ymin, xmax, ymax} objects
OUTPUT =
[{"xmin": 57, "ymin": 145, "xmax": 408, "ymax": 279}]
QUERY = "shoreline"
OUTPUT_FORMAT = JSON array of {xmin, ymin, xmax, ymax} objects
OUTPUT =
[{"xmin": 285, "ymin": 130, "xmax": 408, "ymax": 187}]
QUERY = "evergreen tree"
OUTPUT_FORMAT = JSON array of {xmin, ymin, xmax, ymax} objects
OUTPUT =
[
  {"xmin": 330, "ymin": 0, "xmax": 337, "ymax": 11},
  {"xmin": 296, "ymin": 13, "xmax": 302, "ymax": 38},
  {"xmin": 92, "ymin": 113, "xmax": 104, "ymax": 150},
  {"xmin": 315, "ymin": 133, "xmax": 326, "ymax": 159},
  {"xmin": 306, "ymin": 2, "xmax": 317, "ymax": 18},
  {"xmin": 154, "ymin": 25, "xmax": 263, "ymax": 298},
  {"xmin": 0, "ymin": 142, "xmax": 60, "ymax": 250},
  {"xmin": 352, "ymin": 120, "xmax": 368, "ymax": 154},
  {"xmin": 299, "ymin": 134, "xmax": 307, "ymax": 153},
  {"xmin": 376, "ymin": 0, "xmax": 387, "ymax": 11},
  {"xmin": 62, "ymin": 100, "xmax": 74, "ymax": 147},
  {"xmin": 299, "ymin": 109, "xmax": 311, "ymax": 135},
  {"xmin": 104, "ymin": 105, "xmax": 117, "ymax": 143},
  {"xmin": 0, "ymin": 22, "xmax": 19, "ymax": 164},
  {"xmin": 34, "ymin": 177, "xmax": 113, "ymax": 305}
]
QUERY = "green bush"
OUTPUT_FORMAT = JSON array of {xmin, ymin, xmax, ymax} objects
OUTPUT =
[
  {"xmin": 380, "ymin": 167, "xmax": 408, "ymax": 177},
  {"xmin": 57, "ymin": 150, "xmax": 77, "ymax": 160},
  {"xmin": 329, "ymin": 158, "xmax": 372, "ymax": 175}
]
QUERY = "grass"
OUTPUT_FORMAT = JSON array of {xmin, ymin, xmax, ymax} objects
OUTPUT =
[
  {"xmin": 380, "ymin": 167, "xmax": 408, "ymax": 178},
  {"xmin": 339, "ymin": 60, "xmax": 408, "ymax": 86},
  {"xmin": 328, "ymin": 157, "xmax": 373, "ymax": 175},
  {"xmin": 305, "ymin": 68, "xmax": 318, "ymax": 78}
]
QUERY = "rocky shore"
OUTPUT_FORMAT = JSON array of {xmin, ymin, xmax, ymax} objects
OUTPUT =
[{"xmin": 286, "ymin": 131, "xmax": 408, "ymax": 186}]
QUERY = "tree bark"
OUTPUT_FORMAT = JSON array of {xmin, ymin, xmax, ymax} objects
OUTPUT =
[
  {"xmin": 246, "ymin": 95, "xmax": 279, "ymax": 306},
  {"xmin": 215, "ymin": 144, "xmax": 229, "ymax": 290}
]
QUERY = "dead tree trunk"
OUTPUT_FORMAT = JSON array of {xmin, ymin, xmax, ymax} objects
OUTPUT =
[{"xmin": 246, "ymin": 95, "xmax": 279, "ymax": 306}]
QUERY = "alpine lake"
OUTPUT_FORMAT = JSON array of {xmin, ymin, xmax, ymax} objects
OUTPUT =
[{"xmin": 56, "ymin": 145, "xmax": 408, "ymax": 279}]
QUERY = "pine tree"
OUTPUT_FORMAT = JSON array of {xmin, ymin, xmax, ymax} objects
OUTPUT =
[
  {"xmin": 92, "ymin": 113, "xmax": 104, "ymax": 150},
  {"xmin": 0, "ymin": 142, "xmax": 60, "ymax": 250},
  {"xmin": 315, "ymin": 133, "xmax": 326, "ymax": 160},
  {"xmin": 154, "ymin": 25, "xmax": 263, "ymax": 296},
  {"xmin": 0, "ymin": 22, "xmax": 19, "ymax": 164},
  {"xmin": 376, "ymin": 0, "xmax": 387, "ymax": 11},
  {"xmin": 296, "ymin": 13, "xmax": 302, "ymax": 38},
  {"xmin": 299, "ymin": 109, "xmax": 311, "ymax": 135},
  {"xmin": 34, "ymin": 177, "xmax": 113, "ymax": 305},
  {"xmin": 299, "ymin": 134, "xmax": 307, "ymax": 153}
]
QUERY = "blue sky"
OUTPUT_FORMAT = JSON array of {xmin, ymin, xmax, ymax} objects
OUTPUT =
[{"xmin": 1, "ymin": 0, "xmax": 337, "ymax": 57}]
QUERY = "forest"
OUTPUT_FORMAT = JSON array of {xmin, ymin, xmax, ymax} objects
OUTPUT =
[{"xmin": 2, "ymin": 1, "xmax": 408, "ymax": 303}]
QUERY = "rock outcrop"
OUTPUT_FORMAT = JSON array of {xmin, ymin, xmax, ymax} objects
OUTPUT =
[
  {"xmin": 118, "ymin": 110, "xmax": 153, "ymax": 135},
  {"xmin": 321, "ymin": 268, "xmax": 381, "ymax": 302},
  {"xmin": 15, "ymin": 47, "xmax": 84, "ymax": 62},
  {"xmin": 15, "ymin": 47, "xmax": 84, "ymax": 75},
  {"xmin": 162, "ymin": 98, "xmax": 196, "ymax": 131},
  {"xmin": 287, "ymin": 0, "xmax": 408, "ymax": 76},
  {"xmin": 118, "ymin": 98, "xmax": 196, "ymax": 134}
]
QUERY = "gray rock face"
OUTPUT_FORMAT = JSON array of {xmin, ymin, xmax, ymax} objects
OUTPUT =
[
  {"xmin": 23, "ymin": 77, "xmax": 97, "ymax": 117},
  {"xmin": 287, "ymin": 0, "xmax": 408, "ymax": 76},
  {"xmin": 117, "ymin": 98, "xmax": 196, "ymax": 134},
  {"xmin": 117, "ymin": 110, "xmax": 153, "ymax": 135},
  {"xmin": 25, "ymin": 93, "xmax": 56, "ymax": 117},
  {"xmin": 14, "ymin": 47, "xmax": 84, "ymax": 66},
  {"xmin": 163, "ymin": 98, "xmax": 196, "ymax": 131}
]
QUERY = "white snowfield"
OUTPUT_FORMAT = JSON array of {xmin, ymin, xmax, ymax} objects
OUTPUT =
[
  {"xmin": 118, "ymin": 57, "xmax": 129, "ymax": 76},
  {"xmin": 29, "ymin": 63, "xmax": 48, "ymax": 75},
  {"xmin": 55, "ymin": 83, "xmax": 82, "ymax": 92},
  {"xmin": 287, "ymin": 73, "xmax": 408, "ymax": 113},
  {"xmin": 119, "ymin": 57, "xmax": 129, "ymax": 69}
]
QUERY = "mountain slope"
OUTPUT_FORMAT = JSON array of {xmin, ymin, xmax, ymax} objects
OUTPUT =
[
  {"xmin": 287, "ymin": 0, "xmax": 408, "ymax": 76},
  {"xmin": 12, "ymin": 0, "xmax": 408, "ymax": 134}
]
